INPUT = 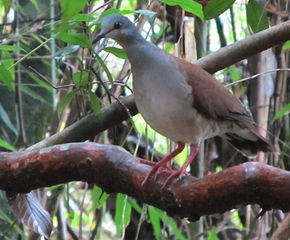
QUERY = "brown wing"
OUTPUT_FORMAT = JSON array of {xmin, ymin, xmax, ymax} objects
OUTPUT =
[{"xmin": 177, "ymin": 58, "xmax": 251, "ymax": 121}]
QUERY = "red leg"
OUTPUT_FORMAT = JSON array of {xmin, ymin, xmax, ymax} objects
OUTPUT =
[
  {"xmin": 142, "ymin": 142, "xmax": 185, "ymax": 186},
  {"xmin": 162, "ymin": 144, "xmax": 200, "ymax": 187}
]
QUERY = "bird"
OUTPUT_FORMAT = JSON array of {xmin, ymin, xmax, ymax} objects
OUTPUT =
[{"xmin": 93, "ymin": 13, "xmax": 272, "ymax": 186}]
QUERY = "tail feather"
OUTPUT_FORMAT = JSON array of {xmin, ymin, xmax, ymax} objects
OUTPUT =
[{"xmin": 225, "ymin": 130, "xmax": 273, "ymax": 157}]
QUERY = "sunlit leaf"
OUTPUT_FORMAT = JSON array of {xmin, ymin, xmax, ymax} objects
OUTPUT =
[
  {"xmin": 103, "ymin": 47, "xmax": 127, "ymax": 59},
  {"xmin": 91, "ymin": 186, "xmax": 109, "ymax": 210},
  {"xmin": 0, "ymin": 45, "xmax": 26, "ymax": 52},
  {"xmin": 1, "ymin": 0, "xmax": 12, "ymax": 13},
  {"xmin": 208, "ymin": 228, "xmax": 219, "ymax": 240},
  {"xmin": 273, "ymin": 102, "xmax": 290, "ymax": 121},
  {"xmin": 57, "ymin": 90, "xmax": 77, "ymax": 115},
  {"xmin": 72, "ymin": 13, "xmax": 94, "ymax": 22},
  {"xmin": 227, "ymin": 66, "xmax": 242, "ymax": 82},
  {"xmin": 58, "ymin": 0, "xmax": 87, "ymax": 20},
  {"xmin": 0, "ymin": 64, "xmax": 14, "ymax": 91},
  {"xmin": 282, "ymin": 40, "xmax": 290, "ymax": 50},
  {"xmin": 0, "ymin": 104, "xmax": 17, "ymax": 135},
  {"xmin": 0, "ymin": 138, "xmax": 15, "ymax": 151},
  {"xmin": 115, "ymin": 194, "xmax": 132, "ymax": 237},
  {"xmin": 158, "ymin": 0, "xmax": 204, "ymax": 20},
  {"xmin": 231, "ymin": 211, "xmax": 243, "ymax": 230},
  {"xmin": 95, "ymin": 54, "xmax": 113, "ymax": 83},
  {"xmin": 57, "ymin": 33, "xmax": 92, "ymax": 48},
  {"xmin": 88, "ymin": 91, "xmax": 101, "ymax": 114},
  {"xmin": 148, "ymin": 206, "xmax": 161, "ymax": 240},
  {"xmin": 246, "ymin": 0, "xmax": 269, "ymax": 33},
  {"xmin": 204, "ymin": 0, "xmax": 235, "ymax": 20},
  {"xmin": 72, "ymin": 70, "xmax": 89, "ymax": 88}
]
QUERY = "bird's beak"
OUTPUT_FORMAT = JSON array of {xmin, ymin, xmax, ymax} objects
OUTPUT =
[
  {"xmin": 93, "ymin": 32, "xmax": 106, "ymax": 44},
  {"xmin": 93, "ymin": 28, "xmax": 114, "ymax": 44}
]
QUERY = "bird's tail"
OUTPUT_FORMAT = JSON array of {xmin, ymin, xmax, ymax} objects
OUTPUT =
[{"xmin": 225, "ymin": 128, "xmax": 273, "ymax": 157}]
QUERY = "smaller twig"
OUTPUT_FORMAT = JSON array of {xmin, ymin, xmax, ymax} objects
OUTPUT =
[
  {"xmin": 28, "ymin": 66, "xmax": 74, "ymax": 89},
  {"xmin": 225, "ymin": 68, "xmax": 290, "ymax": 87}
]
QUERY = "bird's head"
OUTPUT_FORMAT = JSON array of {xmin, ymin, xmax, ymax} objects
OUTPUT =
[{"xmin": 93, "ymin": 14, "xmax": 138, "ymax": 44}]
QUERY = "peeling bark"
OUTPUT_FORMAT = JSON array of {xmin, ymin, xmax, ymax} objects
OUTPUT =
[{"xmin": 1, "ymin": 143, "xmax": 290, "ymax": 221}]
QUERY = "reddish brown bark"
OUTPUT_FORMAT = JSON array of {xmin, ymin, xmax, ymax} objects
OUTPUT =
[{"xmin": 1, "ymin": 143, "xmax": 289, "ymax": 221}]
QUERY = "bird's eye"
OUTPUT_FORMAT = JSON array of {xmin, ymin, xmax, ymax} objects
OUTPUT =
[{"xmin": 114, "ymin": 22, "xmax": 122, "ymax": 29}]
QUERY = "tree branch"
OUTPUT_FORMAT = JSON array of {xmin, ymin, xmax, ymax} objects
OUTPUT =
[
  {"xmin": 1, "ymin": 143, "xmax": 290, "ymax": 220},
  {"xmin": 196, "ymin": 20, "xmax": 290, "ymax": 74},
  {"xmin": 26, "ymin": 20, "xmax": 290, "ymax": 151}
]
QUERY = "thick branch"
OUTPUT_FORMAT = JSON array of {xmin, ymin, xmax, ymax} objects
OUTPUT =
[
  {"xmin": 1, "ymin": 143, "xmax": 290, "ymax": 220},
  {"xmin": 196, "ymin": 20, "xmax": 290, "ymax": 73}
]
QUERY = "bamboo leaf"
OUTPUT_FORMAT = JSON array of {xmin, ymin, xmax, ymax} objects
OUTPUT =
[
  {"xmin": 273, "ymin": 102, "xmax": 290, "ymax": 121},
  {"xmin": 0, "ymin": 138, "xmax": 15, "ymax": 151},
  {"xmin": 0, "ymin": 104, "xmax": 17, "ymax": 135},
  {"xmin": 0, "ymin": 45, "xmax": 26, "ymax": 52},
  {"xmin": 95, "ymin": 54, "xmax": 113, "ymax": 83},
  {"xmin": 148, "ymin": 206, "xmax": 161, "ymax": 240},
  {"xmin": 0, "ymin": 64, "xmax": 14, "ymax": 91},
  {"xmin": 57, "ymin": 90, "xmax": 77, "ymax": 115}
]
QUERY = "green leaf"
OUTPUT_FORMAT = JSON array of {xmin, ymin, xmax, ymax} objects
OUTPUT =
[
  {"xmin": 22, "ymin": 86, "xmax": 51, "ymax": 105},
  {"xmin": 158, "ymin": 0, "xmax": 204, "ymax": 20},
  {"xmin": 95, "ymin": 54, "xmax": 113, "ymax": 83},
  {"xmin": 227, "ymin": 66, "xmax": 242, "ymax": 82},
  {"xmin": 162, "ymin": 214, "xmax": 186, "ymax": 240},
  {"xmin": 55, "ymin": 45, "xmax": 80, "ymax": 60},
  {"xmin": 58, "ymin": 0, "xmax": 88, "ymax": 20},
  {"xmin": 0, "ymin": 104, "xmax": 17, "ymax": 135},
  {"xmin": 103, "ymin": 47, "xmax": 127, "ymax": 59},
  {"xmin": 282, "ymin": 40, "xmax": 290, "ymax": 50},
  {"xmin": 0, "ymin": 138, "xmax": 15, "ymax": 151},
  {"xmin": 273, "ymin": 102, "xmax": 290, "ymax": 121},
  {"xmin": 208, "ymin": 228, "xmax": 219, "ymax": 240},
  {"xmin": 91, "ymin": 186, "xmax": 108, "ymax": 210},
  {"xmin": 57, "ymin": 90, "xmax": 77, "ymax": 115},
  {"xmin": 148, "ymin": 206, "xmax": 161, "ymax": 240},
  {"xmin": 0, "ymin": 64, "xmax": 14, "ymax": 91},
  {"xmin": 231, "ymin": 211, "xmax": 243, "ymax": 230},
  {"xmin": 204, "ymin": 0, "xmax": 235, "ymax": 20},
  {"xmin": 48, "ymin": 184, "xmax": 64, "ymax": 191},
  {"xmin": 57, "ymin": 33, "xmax": 92, "ymax": 48},
  {"xmin": 72, "ymin": 13, "xmax": 94, "ymax": 22},
  {"xmin": 0, "ymin": 44, "xmax": 26, "ymax": 52},
  {"xmin": 72, "ymin": 70, "xmax": 89, "ymax": 88},
  {"xmin": 246, "ymin": 0, "xmax": 269, "ymax": 33},
  {"xmin": 28, "ymin": 72, "xmax": 53, "ymax": 92},
  {"xmin": 1, "ymin": 0, "xmax": 12, "ymax": 13},
  {"xmin": 88, "ymin": 91, "xmax": 101, "ymax": 114},
  {"xmin": 115, "ymin": 194, "xmax": 132, "ymax": 237}
]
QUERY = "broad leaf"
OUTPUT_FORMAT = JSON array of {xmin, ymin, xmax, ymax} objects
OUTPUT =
[
  {"xmin": 208, "ymin": 228, "xmax": 219, "ymax": 240},
  {"xmin": 57, "ymin": 33, "xmax": 92, "ymax": 48},
  {"xmin": 282, "ymin": 40, "xmax": 290, "ymax": 50},
  {"xmin": 204, "ymin": 0, "xmax": 235, "ymax": 20},
  {"xmin": 0, "ymin": 138, "xmax": 15, "ymax": 151},
  {"xmin": 72, "ymin": 70, "xmax": 89, "ymax": 88},
  {"xmin": 0, "ymin": 64, "xmax": 14, "ymax": 91},
  {"xmin": 88, "ymin": 91, "xmax": 101, "ymax": 114},
  {"xmin": 159, "ymin": 0, "xmax": 204, "ymax": 20},
  {"xmin": 115, "ymin": 194, "xmax": 132, "ymax": 237},
  {"xmin": 72, "ymin": 13, "xmax": 94, "ymax": 22},
  {"xmin": 58, "ymin": 0, "xmax": 88, "ymax": 20},
  {"xmin": 148, "ymin": 206, "xmax": 161, "ymax": 240},
  {"xmin": 8, "ymin": 192, "xmax": 52, "ymax": 238},
  {"xmin": 246, "ymin": 0, "xmax": 269, "ymax": 33},
  {"xmin": 103, "ymin": 47, "xmax": 127, "ymax": 59}
]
